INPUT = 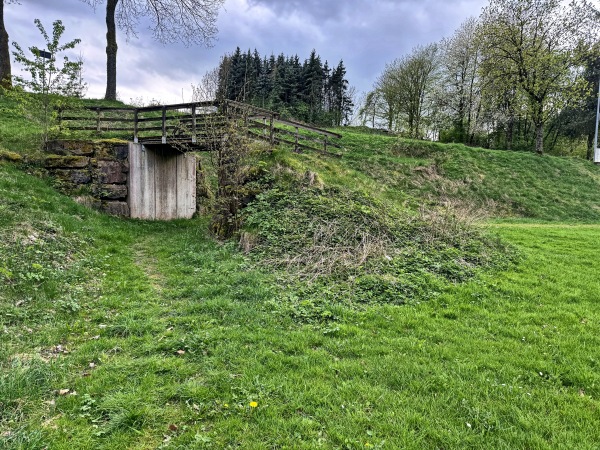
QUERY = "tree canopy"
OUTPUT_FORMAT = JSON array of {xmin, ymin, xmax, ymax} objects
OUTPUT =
[
  {"xmin": 479, "ymin": 0, "xmax": 599, "ymax": 154},
  {"xmin": 361, "ymin": 0, "xmax": 600, "ymax": 156},
  {"xmin": 215, "ymin": 48, "xmax": 354, "ymax": 126}
]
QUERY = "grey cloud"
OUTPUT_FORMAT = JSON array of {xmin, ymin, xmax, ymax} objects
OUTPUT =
[{"xmin": 6, "ymin": 0, "xmax": 488, "ymax": 102}]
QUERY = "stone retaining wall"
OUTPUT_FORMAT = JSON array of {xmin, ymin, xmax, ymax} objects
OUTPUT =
[{"xmin": 45, "ymin": 140, "xmax": 130, "ymax": 216}]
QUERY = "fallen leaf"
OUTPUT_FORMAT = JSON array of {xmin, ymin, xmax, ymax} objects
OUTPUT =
[
  {"xmin": 168, "ymin": 424, "xmax": 178, "ymax": 431},
  {"xmin": 58, "ymin": 389, "xmax": 70, "ymax": 396}
]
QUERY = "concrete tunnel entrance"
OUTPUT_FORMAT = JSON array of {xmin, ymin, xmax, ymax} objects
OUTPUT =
[{"xmin": 128, "ymin": 143, "xmax": 197, "ymax": 220}]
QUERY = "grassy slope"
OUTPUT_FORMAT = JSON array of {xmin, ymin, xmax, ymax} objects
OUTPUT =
[
  {"xmin": 2, "ymin": 102, "xmax": 600, "ymax": 448},
  {"xmin": 279, "ymin": 128, "xmax": 600, "ymax": 221}
]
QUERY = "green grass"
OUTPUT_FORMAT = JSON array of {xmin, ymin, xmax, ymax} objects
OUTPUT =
[
  {"xmin": 0, "ymin": 92, "xmax": 131, "ymax": 157},
  {"xmin": 1, "ymin": 160, "xmax": 600, "ymax": 449},
  {"xmin": 279, "ymin": 128, "xmax": 600, "ymax": 221},
  {"xmin": 3, "ymin": 93, "xmax": 600, "ymax": 448}
]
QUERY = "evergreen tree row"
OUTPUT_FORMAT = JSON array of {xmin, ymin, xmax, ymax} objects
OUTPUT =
[{"xmin": 216, "ymin": 48, "xmax": 353, "ymax": 126}]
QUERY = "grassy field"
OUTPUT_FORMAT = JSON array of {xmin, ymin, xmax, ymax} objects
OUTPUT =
[
  {"xmin": 2, "ymin": 161, "xmax": 600, "ymax": 449},
  {"xmin": 2, "ymin": 93, "xmax": 600, "ymax": 448}
]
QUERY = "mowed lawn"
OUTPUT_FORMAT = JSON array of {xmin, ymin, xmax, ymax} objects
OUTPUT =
[{"xmin": 2, "ymin": 177, "xmax": 599, "ymax": 450}]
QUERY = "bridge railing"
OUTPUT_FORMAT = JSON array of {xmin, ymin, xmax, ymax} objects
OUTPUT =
[
  {"xmin": 58, "ymin": 100, "xmax": 342, "ymax": 154},
  {"xmin": 224, "ymin": 100, "xmax": 342, "ymax": 154}
]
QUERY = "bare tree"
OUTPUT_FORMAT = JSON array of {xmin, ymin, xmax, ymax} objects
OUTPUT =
[
  {"xmin": 192, "ymin": 66, "xmax": 220, "ymax": 102},
  {"xmin": 83, "ymin": 0, "xmax": 225, "ymax": 100},
  {"xmin": 0, "ymin": 0, "xmax": 18, "ymax": 89}
]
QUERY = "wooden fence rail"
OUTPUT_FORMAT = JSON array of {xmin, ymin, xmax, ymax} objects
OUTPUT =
[{"xmin": 58, "ymin": 100, "xmax": 342, "ymax": 155}]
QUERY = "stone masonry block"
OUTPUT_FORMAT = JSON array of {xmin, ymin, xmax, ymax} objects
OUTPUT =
[
  {"xmin": 45, "ymin": 140, "xmax": 94, "ymax": 156},
  {"xmin": 101, "ymin": 201, "xmax": 130, "ymax": 217},
  {"xmin": 54, "ymin": 169, "xmax": 92, "ymax": 184},
  {"xmin": 114, "ymin": 145, "xmax": 129, "ymax": 160},
  {"xmin": 98, "ymin": 184, "xmax": 127, "ymax": 200},
  {"xmin": 98, "ymin": 160, "xmax": 127, "ymax": 184},
  {"xmin": 45, "ymin": 155, "xmax": 90, "ymax": 169}
]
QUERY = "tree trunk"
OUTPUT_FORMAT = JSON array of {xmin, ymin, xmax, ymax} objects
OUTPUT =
[
  {"xmin": 535, "ymin": 122, "xmax": 544, "ymax": 155},
  {"xmin": 0, "ymin": 1, "xmax": 12, "ymax": 89},
  {"xmin": 104, "ymin": 0, "xmax": 119, "ymax": 100},
  {"xmin": 506, "ymin": 116, "xmax": 514, "ymax": 150}
]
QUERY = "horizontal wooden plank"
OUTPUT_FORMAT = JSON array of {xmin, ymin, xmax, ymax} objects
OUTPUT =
[
  {"xmin": 134, "ymin": 115, "xmax": 225, "ymax": 125},
  {"xmin": 65, "ymin": 126, "xmax": 132, "ymax": 132},
  {"xmin": 272, "ymin": 136, "xmax": 342, "ymax": 157},
  {"xmin": 80, "ymin": 106, "xmax": 135, "ymax": 112},
  {"xmin": 275, "ymin": 118, "xmax": 342, "ymax": 139},
  {"xmin": 137, "ymin": 100, "xmax": 218, "ymax": 113},
  {"xmin": 61, "ymin": 116, "xmax": 135, "ymax": 123},
  {"xmin": 225, "ymin": 100, "xmax": 278, "ymax": 117},
  {"xmin": 274, "ymin": 128, "xmax": 331, "ymax": 145}
]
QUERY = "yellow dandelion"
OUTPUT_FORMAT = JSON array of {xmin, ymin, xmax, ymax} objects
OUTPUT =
[{"xmin": 249, "ymin": 401, "xmax": 258, "ymax": 408}]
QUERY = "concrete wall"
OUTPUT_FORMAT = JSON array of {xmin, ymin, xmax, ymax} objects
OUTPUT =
[
  {"xmin": 128, "ymin": 143, "xmax": 196, "ymax": 220},
  {"xmin": 45, "ymin": 140, "xmax": 197, "ymax": 220}
]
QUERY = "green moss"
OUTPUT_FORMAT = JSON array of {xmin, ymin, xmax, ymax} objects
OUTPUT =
[{"xmin": 0, "ymin": 149, "xmax": 23, "ymax": 162}]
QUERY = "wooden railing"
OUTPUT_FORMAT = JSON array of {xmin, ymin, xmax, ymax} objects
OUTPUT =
[{"xmin": 58, "ymin": 100, "xmax": 342, "ymax": 154}]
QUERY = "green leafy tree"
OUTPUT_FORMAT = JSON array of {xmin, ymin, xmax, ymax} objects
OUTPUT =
[
  {"xmin": 479, "ymin": 0, "xmax": 599, "ymax": 155},
  {"xmin": 358, "ymin": 90, "xmax": 387, "ymax": 128},
  {"xmin": 373, "ymin": 45, "xmax": 439, "ymax": 137},
  {"xmin": 373, "ymin": 61, "xmax": 402, "ymax": 131},
  {"xmin": 549, "ymin": 47, "xmax": 600, "ymax": 159},
  {"xmin": 10, "ymin": 19, "xmax": 85, "ymax": 144},
  {"xmin": 437, "ymin": 17, "xmax": 483, "ymax": 144},
  {"xmin": 396, "ymin": 44, "xmax": 439, "ymax": 139}
]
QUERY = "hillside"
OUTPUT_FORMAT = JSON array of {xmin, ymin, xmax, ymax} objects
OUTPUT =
[
  {"xmin": 275, "ymin": 128, "xmax": 600, "ymax": 222},
  {"xmin": 2, "ymin": 99, "xmax": 600, "ymax": 448}
]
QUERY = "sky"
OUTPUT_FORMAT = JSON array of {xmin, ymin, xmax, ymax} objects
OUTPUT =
[{"xmin": 5, "ymin": 0, "xmax": 489, "ymax": 105}]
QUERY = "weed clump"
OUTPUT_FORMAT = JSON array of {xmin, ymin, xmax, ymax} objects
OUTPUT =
[{"xmin": 243, "ymin": 184, "xmax": 517, "ymax": 307}]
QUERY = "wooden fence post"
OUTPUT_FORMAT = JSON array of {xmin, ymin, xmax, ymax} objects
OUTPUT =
[
  {"xmin": 191, "ymin": 105, "xmax": 197, "ymax": 143},
  {"xmin": 57, "ymin": 107, "xmax": 63, "ymax": 133},
  {"xmin": 162, "ymin": 106, "xmax": 167, "ymax": 144},
  {"xmin": 134, "ymin": 109, "xmax": 139, "ymax": 143}
]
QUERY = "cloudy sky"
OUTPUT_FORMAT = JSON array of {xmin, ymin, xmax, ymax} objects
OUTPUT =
[{"xmin": 5, "ymin": 0, "xmax": 488, "ymax": 104}]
